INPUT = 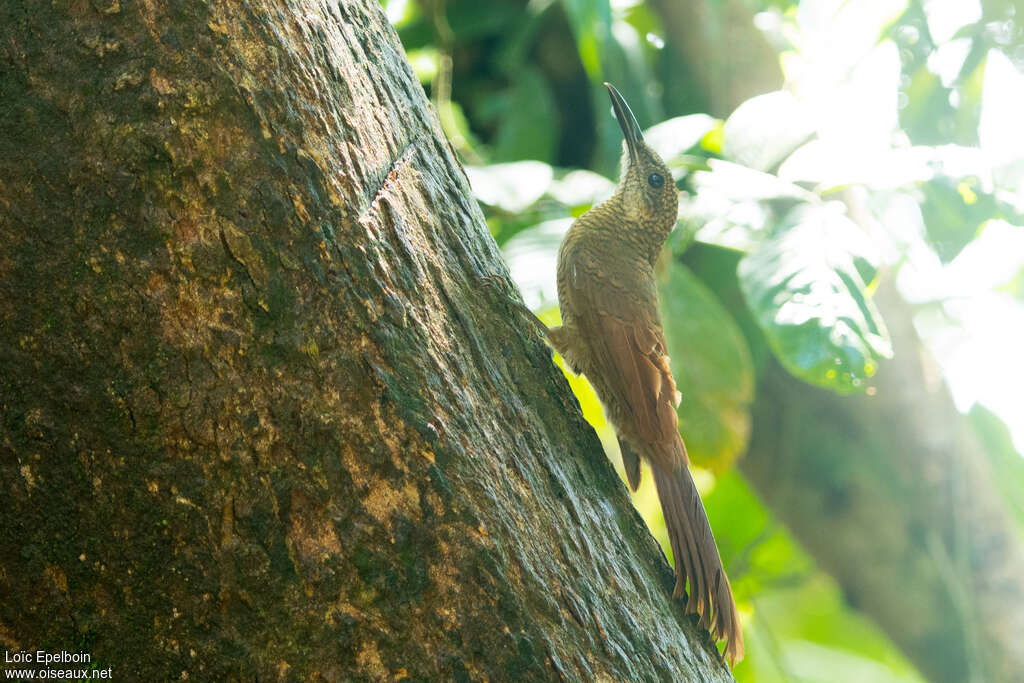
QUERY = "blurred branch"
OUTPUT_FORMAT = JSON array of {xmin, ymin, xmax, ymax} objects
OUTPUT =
[
  {"xmin": 426, "ymin": 0, "xmax": 481, "ymax": 163},
  {"xmin": 648, "ymin": 0, "xmax": 782, "ymax": 117}
]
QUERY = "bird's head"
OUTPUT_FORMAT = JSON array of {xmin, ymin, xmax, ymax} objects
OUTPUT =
[{"xmin": 605, "ymin": 83, "xmax": 678, "ymax": 232}]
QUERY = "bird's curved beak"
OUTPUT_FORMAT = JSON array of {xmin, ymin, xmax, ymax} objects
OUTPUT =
[{"xmin": 605, "ymin": 82, "xmax": 644, "ymax": 164}]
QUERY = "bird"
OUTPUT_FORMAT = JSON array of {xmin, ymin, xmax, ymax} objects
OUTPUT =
[{"xmin": 536, "ymin": 83, "xmax": 743, "ymax": 665}]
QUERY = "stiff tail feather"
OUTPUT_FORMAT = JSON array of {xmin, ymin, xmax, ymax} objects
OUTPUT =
[
  {"xmin": 619, "ymin": 437, "xmax": 643, "ymax": 491},
  {"xmin": 652, "ymin": 463, "xmax": 744, "ymax": 665}
]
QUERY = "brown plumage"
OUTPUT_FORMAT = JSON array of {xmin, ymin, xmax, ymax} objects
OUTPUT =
[{"xmin": 544, "ymin": 83, "xmax": 743, "ymax": 665}]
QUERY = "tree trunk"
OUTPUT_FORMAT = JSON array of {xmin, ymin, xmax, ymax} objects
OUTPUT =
[
  {"xmin": 648, "ymin": 0, "xmax": 782, "ymax": 117},
  {"xmin": 0, "ymin": 0, "xmax": 732, "ymax": 680}
]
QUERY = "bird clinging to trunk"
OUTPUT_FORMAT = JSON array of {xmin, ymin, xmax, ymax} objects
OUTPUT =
[{"xmin": 541, "ymin": 83, "xmax": 744, "ymax": 665}]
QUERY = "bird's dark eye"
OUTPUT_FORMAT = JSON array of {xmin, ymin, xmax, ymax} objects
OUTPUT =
[{"xmin": 647, "ymin": 172, "xmax": 664, "ymax": 189}]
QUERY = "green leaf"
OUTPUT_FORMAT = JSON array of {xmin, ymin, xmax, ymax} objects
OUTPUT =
[
  {"xmin": 560, "ymin": 0, "xmax": 613, "ymax": 77},
  {"xmin": 694, "ymin": 160, "xmax": 817, "ymax": 204},
  {"xmin": 382, "ymin": 0, "xmax": 419, "ymax": 29},
  {"xmin": 444, "ymin": 0, "xmax": 523, "ymax": 41},
  {"xmin": 644, "ymin": 114, "xmax": 719, "ymax": 163},
  {"xmin": 659, "ymin": 263, "xmax": 755, "ymax": 470},
  {"xmin": 500, "ymin": 218, "xmax": 572, "ymax": 309},
  {"xmin": 686, "ymin": 160, "xmax": 815, "ymax": 252},
  {"xmin": 899, "ymin": 64, "xmax": 960, "ymax": 146},
  {"xmin": 491, "ymin": 68, "xmax": 559, "ymax": 163},
  {"xmin": 741, "ymin": 573, "xmax": 926, "ymax": 683},
  {"xmin": 546, "ymin": 169, "xmax": 615, "ymax": 209},
  {"xmin": 466, "ymin": 161, "xmax": 553, "ymax": 213},
  {"xmin": 778, "ymin": 143, "xmax": 1024, "ymax": 255},
  {"xmin": 702, "ymin": 472, "xmax": 814, "ymax": 595},
  {"xmin": 918, "ymin": 175, "xmax": 992, "ymax": 262},
  {"xmin": 778, "ymin": 141, "xmax": 933, "ymax": 190},
  {"xmin": 912, "ymin": 144, "xmax": 1024, "ymax": 261},
  {"xmin": 393, "ymin": 0, "xmax": 524, "ymax": 49},
  {"xmin": 738, "ymin": 203, "xmax": 893, "ymax": 393},
  {"xmin": 722, "ymin": 90, "xmax": 815, "ymax": 172},
  {"xmin": 405, "ymin": 47, "xmax": 440, "ymax": 84},
  {"xmin": 706, "ymin": 474, "xmax": 923, "ymax": 683}
]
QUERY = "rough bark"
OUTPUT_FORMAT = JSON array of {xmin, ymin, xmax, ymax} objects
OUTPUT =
[
  {"xmin": 739, "ymin": 281, "xmax": 1024, "ymax": 683},
  {"xmin": 0, "ymin": 0, "xmax": 734, "ymax": 680}
]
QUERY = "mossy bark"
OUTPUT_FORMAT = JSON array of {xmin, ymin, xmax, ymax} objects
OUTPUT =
[{"xmin": 0, "ymin": 0, "xmax": 732, "ymax": 680}]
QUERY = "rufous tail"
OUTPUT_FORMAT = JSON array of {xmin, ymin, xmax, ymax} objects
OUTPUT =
[{"xmin": 652, "ymin": 463, "xmax": 744, "ymax": 665}]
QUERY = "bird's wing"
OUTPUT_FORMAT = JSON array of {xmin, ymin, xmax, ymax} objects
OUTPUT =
[
  {"xmin": 566, "ymin": 258, "xmax": 742, "ymax": 663},
  {"xmin": 567, "ymin": 262, "xmax": 685, "ymax": 471}
]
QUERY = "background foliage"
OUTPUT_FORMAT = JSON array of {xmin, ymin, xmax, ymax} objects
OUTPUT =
[{"xmin": 385, "ymin": 0, "xmax": 1024, "ymax": 679}]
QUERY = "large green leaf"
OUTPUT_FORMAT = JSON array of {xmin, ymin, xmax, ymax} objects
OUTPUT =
[
  {"xmin": 659, "ymin": 263, "xmax": 754, "ymax": 470},
  {"xmin": 500, "ymin": 218, "xmax": 571, "ymax": 308},
  {"xmin": 686, "ymin": 160, "xmax": 815, "ymax": 252},
  {"xmin": 722, "ymin": 90, "xmax": 815, "ymax": 173},
  {"xmin": 465, "ymin": 161, "xmax": 553, "ymax": 213},
  {"xmin": 491, "ymin": 68, "xmax": 559, "ymax": 163},
  {"xmin": 738, "ymin": 203, "xmax": 893, "ymax": 393},
  {"xmin": 475, "ymin": 166, "xmax": 612, "ymax": 246},
  {"xmin": 546, "ymin": 169, "xmax": 615, "ymax": 210},
  {"xmin": 644, "ymin": 114, "xmax": 719, "ymax": 165},
  {"xmin": 559, "ymin": 0, "xmax": 612, "ymax": 77},
  {"xmin": 899, "ymin": 64, "xmax": 960, "ymax": 146},
  {"xmin": 778, "ymin": 141, "xmax": 933, "ymax": 191},
  {"xmin": 693, "ymin": 160, "xmax": 816, "ymax": 204},
  {"xmin": 702, "ymin": 472, "xmax": 815, "ymax": 597},
  {"xmin": 919, "ymin": 174, "xmax": 995, "ymax": 262}
]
